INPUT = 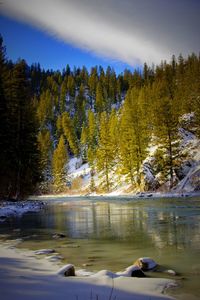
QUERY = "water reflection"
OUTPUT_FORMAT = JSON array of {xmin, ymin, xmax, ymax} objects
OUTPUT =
[
  {"xmin": 1, "ymin": 197, "xmax": 200, "ymax": 299},
  {"xmin": 32, "ymin": 198, "xmax": 200, "ymax": 251}
]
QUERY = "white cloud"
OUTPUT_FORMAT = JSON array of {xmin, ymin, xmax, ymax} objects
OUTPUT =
[{"xmin": 1, "ymin": 0, "xmax": 200, "ymax": 66}]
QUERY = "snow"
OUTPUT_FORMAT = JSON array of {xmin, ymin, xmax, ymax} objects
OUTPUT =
[
  {"xmin": 34, "ymin": 249, "xmax": 55, "ymax": 255},
  {"xmin": 116, "ymin": 265, "xmax": 144, "ymax": 277},
  {"xmin": 135, "ymin": 257, "xmax": 157, "ymax": 270},
  {"xmin": 175, "ymin": 165, "xmax": 200, "ymax": 193},
  {"xmin": 0, "ymin": 243, "xmax": 176, "ymax": 300},
  {"xmin": 0, "ymin": 200, "xmax": 45, "ymax": 222}
]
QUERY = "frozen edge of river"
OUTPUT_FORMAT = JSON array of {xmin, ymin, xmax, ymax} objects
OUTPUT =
[
  {"xmin": 0, "ymin": 243, "xmax": 176, "ymax": 300},
  {"xmin": 0, "ymin": 200, "xmax": 45, "ymax": 222}
]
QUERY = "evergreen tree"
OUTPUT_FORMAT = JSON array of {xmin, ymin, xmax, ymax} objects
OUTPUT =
[
  {"xmin": 62, "ymin": 112, "xmax": 79, "ymax": 155},
  {"xmin": 95, "ymin": 82, "xmax": 105, "ymax": 113},
  {"xmin": 5, "ymin": 60, "xmax": 41, "ymax": 198},
  {"xmin": 88, "ymin": 66, "xmax": 98, "ymax": 99},
  {"xmin": 52, "ymin": 135, "xmax": 68, "ymax": 192},
  {"xmin": 0, "ymin": 36, "xmax": 10, "ymax": 197},
  {"xmin": 87, "ymin": 110, "xmax": 98, "ymax": 165},
  {"xmin": 119, "ymin": 88, "xmax": 149, "ymax": 189},
  {"xmin": 37, "ymin": 90, "xmax": 53, "ymax": 128},
  {"xmin": 152, "ymin": 80, "xmax": 180, "ymax": 189},
  {"xmin": 74, "ymin": 83, "xmax": 86, "ymax": 137},
  {"xmin": 37, "ymin": 129, "xmax": 52, "ymax": 191},
  {"xmin": 96, "ymin": 112, "xmax": 115, "ymax": 192},
  {"xmin": 80, "ymin": 124, "xmax": 88, "ymax": 163}
]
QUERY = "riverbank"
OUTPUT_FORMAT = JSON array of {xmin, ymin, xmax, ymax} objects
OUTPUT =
[
  {"xmin": 32, "ymin": 190, "xmax": 200, "ymax": 200},
  {"xmin": 1, "ymin": 191, "xmax": 199, "ymax": 222},
  {"xmin": 0, "ymin": 243, "xmax": 175, "ymax": 300},
  {"xmin": 0, "ymin": 200, "xmax": 45, "ymax": 222}
]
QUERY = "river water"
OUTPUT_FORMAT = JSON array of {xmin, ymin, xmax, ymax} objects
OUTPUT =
[{"xmin": 1, "ymin": 196, "xmax": 200, "ymax": 299}]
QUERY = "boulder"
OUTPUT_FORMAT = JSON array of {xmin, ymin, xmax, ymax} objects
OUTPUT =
[
  {"xmin": 164, "ymin": 269, "xmax": 176, "ymax": 276},
  {"xmin": 134, "ymin": 257, "xmax": 157, "ymax": 271},
  {"xmin": 52, "ymin": 233, "xmax": 66, "ymax": 239},
  {"xmin": 57, "ymin": 264, "xmax": 75, "ymax": 276},
  {"xmin": 116, "ymin": 265, "xmax": 146, "ymax": 277},
  {"xmin": 46, "ymin": 255, "xmax": 63, "ymax": 262},
  {"xmin": 34, "ymin": 249, "xmax": 55, "ymax": 255},
  {"xmin": 125, "ymin": 265, "xmax": 146, "ymax": 277}
]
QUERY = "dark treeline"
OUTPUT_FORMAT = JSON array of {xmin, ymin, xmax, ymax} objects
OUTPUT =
[{"xmin": 0, "ymin": 35, "xmax": 200, "ymax": 198}]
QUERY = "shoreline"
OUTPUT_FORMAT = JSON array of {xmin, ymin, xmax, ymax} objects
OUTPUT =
[
  {"xmin": 30, "ymin": 190, "xmax": 200, "ymax": 200},
  {"xmin": 0, "ymin": 242, "xmax": 176, "ymax": 300},
  {"xmin": 1, "ymin": 191, "xmax": 199, "ymax": 223}
]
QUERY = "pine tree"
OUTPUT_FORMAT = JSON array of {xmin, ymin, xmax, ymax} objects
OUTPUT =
[
  {"xmin": 37, "ymin": 129, "xmax": 52, "ymax": 191},
  {"xmin": 80, "ymin": 124, "xmax": 88, "ymax": 163},
  {"xmin": 88, "ymin": 67, "xmax": 98, "ymax": 99},
  {"xmin": 96, "ymin": 112, "xmax": 115, "ymax": 192},
  {"xmin": 74, "ymin": 83, "xmax": 86, "ymax": 138},
  {"xmin": 37, "ymin": 90, "xmax": 53, "ymax": 128},
  {"xmin": 109, "ymin": 109, "xmax": 119, "ymax": 162},
  {"xmin": 152, "ymin": 80, "xmax": 180, "ymax": 189},
  {"xmin": 62, "ymin": 112, "xmax": 79, "ymax": 155},
  {"xmin": 87, "ymin": 110, "xmax": 98, "ymax": 165},
  {"xmin": 95, "ymin": 82, "xmax": 105, "ymax": 113},
  {"xmin": 119, "ymin": 88, "xmax": 149, "ymax": 189},
  {"xmin": 0, "ymin": 36, "xmax": 10, "ymax": 198},
  {"xmin": 52, "ymin": 135, "xmax": 68, "ymax": 192},
  {"xmin": 5, "ymin": 60, "xmax": 41, "ymax": 198}
]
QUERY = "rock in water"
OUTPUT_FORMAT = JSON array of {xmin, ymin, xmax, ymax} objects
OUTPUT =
[
  {"xmin": 52, "ymin": 233, "xmax": 66, "ymax": 239},
  {"xmin": 116, "ymin": 265, "xmax": 146, "ymax": 277},
  {"xmin": 34, "ymin": 249, "xmax": 55, "ymax": 255},
  {"xmin": 57, "ymin": 264, "xmax": 75, "ymax": 276},
  {"xmin": 134, "ymin": 257, "xmax": 157, "ymax": 271},
  {"xmin": 126, "ymin": 265, "xmax": 146, "ymax": 277},
  {"xmin": 164, "ymin": 269, "xmax": 176, "ymax": 276}
]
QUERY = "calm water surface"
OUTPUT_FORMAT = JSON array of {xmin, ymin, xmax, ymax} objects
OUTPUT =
[{"xmin": 1, "ymin": 196, "xmax": 200, "ymax": 299}]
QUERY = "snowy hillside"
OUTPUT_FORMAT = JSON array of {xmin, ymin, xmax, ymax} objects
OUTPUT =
[{"xmin": 66, "ymin": 113, "xmax": 200, "ymax": 196}]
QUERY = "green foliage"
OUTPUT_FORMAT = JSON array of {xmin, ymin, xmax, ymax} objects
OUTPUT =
[
  {"xmin": 96, "ymin": 112, "xmax": 115, "ymax": 192},
  {"xmin": 1, "ymin": 34, "xmax": 200, "ymax": 196},
  {"xmin": 152, "ymin": 79, "xmax": 180, "ymax": 188},
  {"xmin": 62, "ymin": 112, "xmax": 79, "ymax": 156},
  {"xmin": 52, "ymin": 135, "xmax": 68, "ymax": 192},
  {"xmin": 37, "ymin": 90, "xmax": 53, "ymax": 127},
  {"xmin": 0, "ymin": 51, "xmax": 41, "ymax": 199},
  {"xmin": 37, "ymin": 129, "xmax": 52, "ymax": 190},
  {"xmin": 119, "ymin": 87, "xmax": 149, "ymax": 189}
]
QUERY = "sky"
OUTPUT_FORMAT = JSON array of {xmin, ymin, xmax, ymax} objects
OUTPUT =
[{"xmin": 0, "ymin": 0, "xmax": 200, "ymax": 73}]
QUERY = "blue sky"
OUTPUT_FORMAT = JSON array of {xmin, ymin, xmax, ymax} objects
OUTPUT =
[
  {"xmin": 0, "ymin": 0, "xmax": 200, "ymax": 74},
  {"xmin": 0, "ymin": 15, "xmax": 134, "ymax": 74}
]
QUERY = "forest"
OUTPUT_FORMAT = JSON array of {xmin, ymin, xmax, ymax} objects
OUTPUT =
[{"xmin": 0, "ymin": 35, "xmax": 200, "ymax": 199}]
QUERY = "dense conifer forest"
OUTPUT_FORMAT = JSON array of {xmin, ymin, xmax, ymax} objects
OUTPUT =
[{"xmin": 0, "ymin": 35, "xmax": 200, "ymax": 199}]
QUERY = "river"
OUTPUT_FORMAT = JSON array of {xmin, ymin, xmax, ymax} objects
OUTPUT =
[{"xmin": 1, "ymin": 195, "xmax": 200, "ymax": 299}]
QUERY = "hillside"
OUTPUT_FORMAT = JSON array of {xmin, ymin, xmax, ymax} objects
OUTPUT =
[
  {"xmin": 0, "ymin": 35, "xmax": 200, "ymax": 199},
  {"xmin": 65, "ymin": 113, "xmax": 200, "ymax": 196}
]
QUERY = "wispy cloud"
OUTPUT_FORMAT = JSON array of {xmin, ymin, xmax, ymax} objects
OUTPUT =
[{"xmin": 1, "ymin": 0, "xmax": 200, "ymax": 65}]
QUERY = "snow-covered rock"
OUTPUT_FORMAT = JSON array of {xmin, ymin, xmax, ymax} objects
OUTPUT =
[
  {"xmin": 176, "ymin": 165, "xmax": 200, "ymax": 192},
  {"xmin": 57, "ymin": 264, "xmax": 75, "ymax": 276},
  {"xmin": 34, "ymin": 249, "xmax": 55, "ymax": 255},
  {"xmin": 0, "ymin": 200, "xmax": 45, "ymax": 222},
  {"xmin": 117, "ymin": 265, "xmax": 146, "ymax": 277},
  {"xmin": 134, "ymin": 257, "xmax": 158, "ymax": 271}
]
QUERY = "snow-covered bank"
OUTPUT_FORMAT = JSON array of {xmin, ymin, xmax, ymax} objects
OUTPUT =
[
  {"xmin": 0, "ymin": 244, "xmax": 176, "ymax": 300},
  {"xmin": 0, "ymin": 200, "xmax": 45, "ymax": 222},
  {"xmin": 61, "ymin": 113, "xmax": 200, "ymax": 196},
  {"xmin": 32, "ymin": 190, "xmax": 200, "ymax": 201}
]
